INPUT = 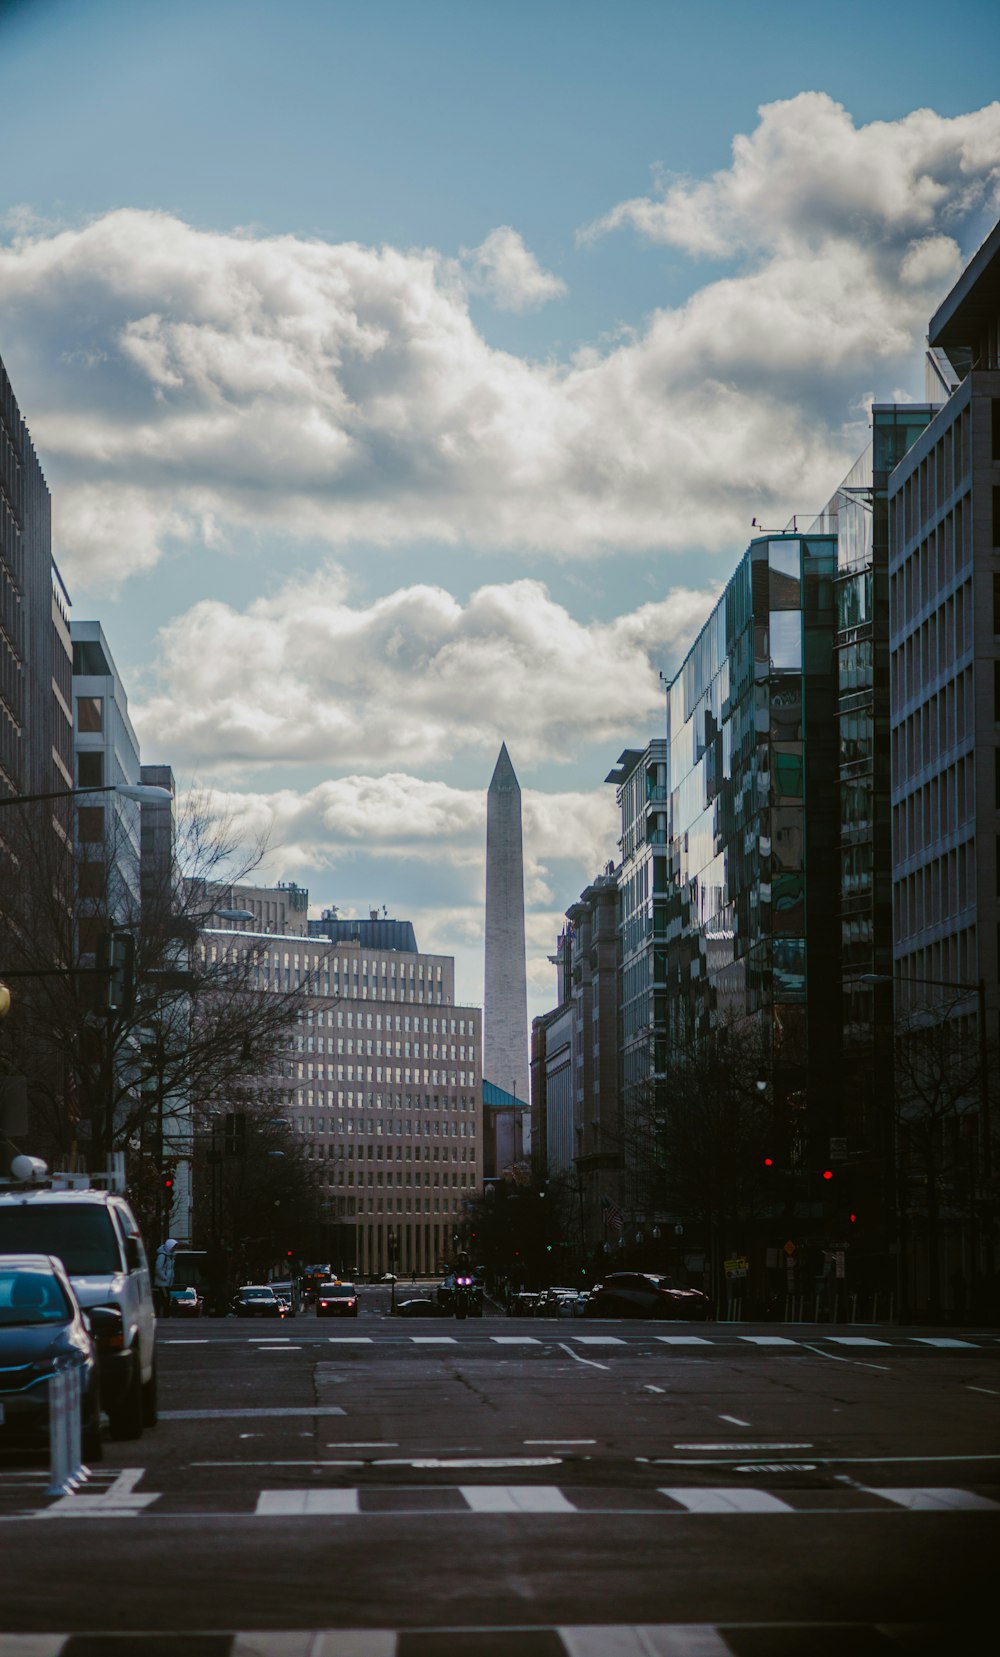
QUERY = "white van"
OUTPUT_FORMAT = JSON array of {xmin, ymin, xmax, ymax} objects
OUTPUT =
[{"xmin": 0, "ymin": 1185, "xmax": 157, "ymax": 1439}]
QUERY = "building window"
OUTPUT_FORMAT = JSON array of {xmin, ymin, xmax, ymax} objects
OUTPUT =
[
  {"xmin": 77, "ymin": 697, "xmax": 104, "ymax": 733},
  {"xmin": 77, "ymin": 806, "xmax": 104, "ymax": 843},
  {"xmin": 77, "ymin": 751, "xmax": 103, "ymax": 788}
]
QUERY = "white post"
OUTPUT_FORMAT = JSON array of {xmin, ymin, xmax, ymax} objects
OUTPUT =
[{"xmin": 47, "ymin": 1366, "xmax": 84, "ymax": 1496}]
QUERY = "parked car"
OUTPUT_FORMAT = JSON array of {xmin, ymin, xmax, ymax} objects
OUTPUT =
[
  {"xmin": 316, "ymin": 1282, "xmax": 358, "ymax": 1318},
  {"xmin": 232, "ymin": 1285, "xmax": 284, "ymax": 1319},
  {"xmin": 168, "ymin": 1284, "xmax": 202, "ymax": 1318},
  {"xmin": 394, "ymin": 1298, "xmax": 440, "ymax": 1317},
  {"xmin": 534, "ymin": 1288, "xmax": 578, "ymax": 1317},
  {"xmin": 0, "ymin": 1180, "xmax": 157, "ymax": 1440},
  {"xmin": 0, "ymin": 1253, "xmax": 104, "ymax": 1461},
  {"xmin": 584, "ymin": 1272, "xmax": 711, "ymax": 1320}
]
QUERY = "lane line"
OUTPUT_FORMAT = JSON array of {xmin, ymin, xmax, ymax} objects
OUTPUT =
[
  {"xmin": 160, "ymin": 1406, "xmax": 346, "ymax": 1419},
  {"xmin": 967, "ymin": 1386, "xmax": 1000, "ymax": 1397},
  {"xmin": 557, "ymin": 1341, "xmax": 609, "ymax": 1371},
  {"xmin": 524, "ymin": 1439, "xmax": 596, "ymax": 1445},
  {"xmin": 799, "ymin": 1342, "xmax": 891, "ymax": 1372},
  {"xmin": 719, "ymin": 1415, "xmax": 750, "ymax": 1426},
  {"xmin": 659, "ymin": 1487, "xmax": 795, "ymax": 1514},
  {"xmin": 676, "ymin": 1443, "xmax": 812, "ymax": 1452}
]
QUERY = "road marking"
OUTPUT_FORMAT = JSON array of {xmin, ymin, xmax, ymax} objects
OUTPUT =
[
  {"xmin": 644, "ymin": 1385, "xmax": 666, "ymax": 1393},
  {"xmin": 524, "ymin": 1439, "xmax": 596, "ymax": 1445},
  {"xmin": 260, "ymin": 1344, "xmax": 302, "ymax": 1351},
  {"xmin": 256, "ymin": 1489, "xmax": 360, "ymax": 1515},
  {"xmin": 676, "ymin": 1443, "xmax": 813, "ymax": 1452},
  {"xmin": 326, "ymin": 1441, "xmax": 398, "ymax": 1447},
  {"xmin": 377, "ymin": 1457, "xmax": 562, "ymax": 1470},
  {"xmin": 864, "ymin": 1486, "xmax": 1000, "ymax": 1512},
  {"xmin": 573, "ymin": 1336, "xmax": 625, "ymax": 1346},
  {"xmin": 799, "ymin": 1342, "xmax": 891, "ymax": 1372},
  {"xmin": 557, "ymin": 1341, "xmax": 609, "ymax": 1371},
  {"xmin": 410, "ymin": 1337, "xmax": 457, "ymax": 1344},
  {"xmin": 826, "ymin": 1337, "xmax": 890, "ymax": 1346},
  {"xmin": 163, "ymin": 1339, "xmax": 209, "ymax": 1344},
  {"xmin": 735, "ymin": 1463, "xmax": 818, "ymax": 1473},
  {"xmin": 912, "ymin": 1337, "xmax": 978, "ymax": 1348},
  {"xmin": 36, "ymin": 1467, "xmax": 158, "ymax": 1520},
  {"xmin": 739, "ymin": 1336, "xmax": 798, "ymax": 1346},
  {"xmin": 460, "ymin": 1484, "xmax": 576, "ymax": 1513},
  {"xmin": 492, "ymin": 1336, "xmax": 541, "ymax": 1345},
  {"xmin": 161, "ymin": 1406, "xmax": 346, "ymax": 1419},
  {"xmin": 967, "ymin": 1386, "xmax": 1000, "ymax": 1397},
  {"xmin": 558, "ymin": 1628, "xmax": 733, "ymax": 1656},
  {"xmin": 660, "ymin": 1487, "xmax": 795, "ymax": 1513},
  {"xmin": 328, "ymin": 1337, "xmax": 373, "ymax": 1344},
  {"xmin": 719, "ymin": 1415, "xmax": 750, "ymax": 1426},
  {"xmin": 248, "ymin": 1337, "xmax": 289, "ymax": 1343},
  {"xmin": 656, "ymin": 1335, "xmax": 711, "ymax": 1345}
]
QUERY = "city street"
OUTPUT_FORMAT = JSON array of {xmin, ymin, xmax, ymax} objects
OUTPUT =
[{"xmin": 1, "ymin": 1295, "xmax": 998, "ymax": 1653}]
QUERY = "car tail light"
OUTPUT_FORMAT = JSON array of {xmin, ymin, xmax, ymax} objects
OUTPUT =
[{"xmin": 320, "ymin": 1300, "xmax": 329, "ymax": 1307}]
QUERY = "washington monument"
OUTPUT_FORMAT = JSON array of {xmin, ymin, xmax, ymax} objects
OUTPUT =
[{"xmin": 484, "ymin": 742, "xmax": 529, "ymax": 1106}]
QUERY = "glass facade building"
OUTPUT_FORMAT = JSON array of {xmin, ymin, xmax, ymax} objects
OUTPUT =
[{"xmin": 663, "ymin": 534, "xmax": 839, "ymax": 1184}]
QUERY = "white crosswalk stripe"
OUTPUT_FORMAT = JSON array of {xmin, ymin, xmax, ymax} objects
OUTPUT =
[
  {"xmin": 659, "ymin": 1487, "xmax": 795, "ymax": 1513},
  {"xmin": 657, "ymin": 1335, "xmax": 712, "ymax": 1345},
  {"xmin": 256, "ymin": 1489, "xmax": 360, "ymax": 1515},
  {"xmin": 459, "ymin": 1483, "xmax": 577, "ymax": 1513},
  {"xmin": 863, "ymin": 1486, "xmax": 1000, "ymax": 1511},
  {"xmin": 491, "ymin": 1335, "xmax": 541, "ymax": 1344}
]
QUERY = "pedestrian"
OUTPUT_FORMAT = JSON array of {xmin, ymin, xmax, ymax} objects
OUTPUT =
[{"xmin": 154, "ymin": 1237, "xmax": 178, "ymax": 1318}]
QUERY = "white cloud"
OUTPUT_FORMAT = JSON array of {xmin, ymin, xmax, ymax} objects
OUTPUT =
[
  {"xmin": 134, "ymin": 569, "xmax": 717, "ymax": 772},
  {"xmin": 0, "ymin": 96, "xmax": 996, "ymax": 589},
  {"xmin": 583, "ymin": 92, "xmax": 1000, "ymax": 257},
  {"xmin": 461, "ymin": 225, "xmax": 566, "ymax": 312}
]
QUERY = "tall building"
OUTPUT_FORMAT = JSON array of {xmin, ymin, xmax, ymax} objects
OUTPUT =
[
  {"xmin": 200, "ymin": 895, "xmax": 483, "ymax": 1277},
  {"xmin": 483, "ymin": 743, "xmax": 529, "ymax": 1145},
  {"xmin": 71, "ymin": 621, "xmax": 143, "ymax": 932},
  {"xmin": 0, "ymin": 352, "xmax": 73, "ymax": 812}
]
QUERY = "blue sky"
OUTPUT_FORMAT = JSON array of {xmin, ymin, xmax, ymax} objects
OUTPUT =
[{"xmin": 2, "ymin": 0, "xmax": 999, "ymax": 1019}]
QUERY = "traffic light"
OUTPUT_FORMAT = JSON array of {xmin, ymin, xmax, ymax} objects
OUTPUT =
[
  {"xmin": 764, "ymin": 1156, "xmax": 775, "ymax": 1168},
  {"xmin": 97, "ymin": 928, "xmax": 136, "ymax": 1016},
  {"xmin": 162, "ymin": 1170, "xmax": 174, "ymax": 1196},
  {"xmin": 822, "ymin": 1169, "xmax": 834, "ymax": 1182}
]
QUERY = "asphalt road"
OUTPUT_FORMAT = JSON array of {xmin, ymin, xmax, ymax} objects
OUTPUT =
[{"xmin": 2, "ymin": 1293, "xmax": 999, "ymax": 1654}]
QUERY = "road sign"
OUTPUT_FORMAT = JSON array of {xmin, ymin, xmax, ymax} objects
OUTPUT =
[
  {"xmin": 783, "ymin": 1240, "xmax": 796, "ymax": 1256},
  {"xmin": 829, "ymin": 1137, "xmax": 847, "ymax": 1161},
  {"xmin": 724, "ymin": 1256, "xmax": 749, "ymax": 1279}
]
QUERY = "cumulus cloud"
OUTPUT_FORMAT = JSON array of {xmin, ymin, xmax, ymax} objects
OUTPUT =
[
  {"xmin": 584, "ymin": 92, "xmax": 1000, "ymax": 256},
  {"xmin": 0, "ymin": 95, "xmax": 996, "ymax": 588},
  {"xmin": 133, "ymin": 569, "xmax": 717, "ymax": 772},
  {"xmin": 461, "ymin": 225, "xmax": 566, "ymax": 311}
]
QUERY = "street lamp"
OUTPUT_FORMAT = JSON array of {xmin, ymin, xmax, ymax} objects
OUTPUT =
[{"xmin": 0, "ymin": 782, "xmax": 173, "ymax": 809}]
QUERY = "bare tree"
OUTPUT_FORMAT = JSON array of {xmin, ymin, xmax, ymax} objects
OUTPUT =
[{"xmin": 0, "ymin": 791, "xmax": 303, "ymax": 1177}]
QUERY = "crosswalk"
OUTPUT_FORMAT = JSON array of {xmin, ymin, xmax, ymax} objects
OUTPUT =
[
  {"xmin": 0, "ymin": 1624, "xmax": 980, "ymax": 1655},
  {"xmin": 2, "ymin": 1470, "xmax": 998, "ymax": 1522},
  {"xmin": 160, "ymin": 1331, "xmax": 1000, "ymax": 1350}
]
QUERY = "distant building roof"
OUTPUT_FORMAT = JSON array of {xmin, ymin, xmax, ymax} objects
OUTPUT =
[{"xmin": 307, "ymin": 916, "xmax": 419, "ymax": 954}]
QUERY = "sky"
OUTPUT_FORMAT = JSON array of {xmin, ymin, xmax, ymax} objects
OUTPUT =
[{"xmin": 1, "ymin": 0, "xmax": 999, "ymax": 1025}]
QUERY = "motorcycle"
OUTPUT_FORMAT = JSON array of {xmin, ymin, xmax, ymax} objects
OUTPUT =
[{"xmin": 453, "ymin": 1274, "xmax": 475, "ymax": 1320}]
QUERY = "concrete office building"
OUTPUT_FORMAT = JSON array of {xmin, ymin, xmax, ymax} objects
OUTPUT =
[
  {"xmin": 483, "ymin": 744, "xmax": 530, "ymax": 1155},
  {"xmin": 202, "ymin": 896, "xmax": 483, "ymax": 1277},
  {"xmin": 0, "ymin": 353, "xmax": 73, "ymax": 813},
  {"xmin": 888, "ymin": 222, "xmax": 1000, "ymax": 1023},
  {"xmin": 71, "ymin": 622, "xmax": 143, "ymax": 925}
]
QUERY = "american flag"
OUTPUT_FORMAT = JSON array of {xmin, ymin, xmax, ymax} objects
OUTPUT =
[{"xmin": 601, "ymin": 1196, "xmax": 624, "ymax": 1234}]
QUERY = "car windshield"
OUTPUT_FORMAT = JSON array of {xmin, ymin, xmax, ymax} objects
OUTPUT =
[
  {"xmin": 242, "ymin": 1289, "xmax": 274, "ymax": 1300},
  {"xmin": 0, "ymin": 1264, "xmax": 72, "ymax": 1326},
  {"xmin": 321, "ymin": 1285, "xmax": 354, "ymax": 1297},
  {"xmin": 0, "ymin": 1205, "xmax": 121, "ymax": 1275}
]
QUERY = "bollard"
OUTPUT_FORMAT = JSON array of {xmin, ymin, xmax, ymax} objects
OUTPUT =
[
  {"xmin": 850, "ymin": 1293, "xmax": 858, "ymax": 1323},
  {"xmin": 871, "ymin": 1293, "xmax": 879, "ymax": 1325},
  {"xmin": 47, "ymin": 1365, "xmax": 84, "ymax": 1496},
  {"xmin": 814, "ymin": 1294, "xmax": 820, "ymax": 1323}
]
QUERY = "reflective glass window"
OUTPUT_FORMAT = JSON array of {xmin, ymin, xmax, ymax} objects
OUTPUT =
[{"xmin": 769, "ymin": 612, "xmax": 802, "ymax": 670}]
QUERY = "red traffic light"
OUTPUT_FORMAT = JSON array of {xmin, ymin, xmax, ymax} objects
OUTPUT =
[
  {"xmin": 162, "ymin": 1175, "xmax": 174, "ymax": 1192},
  {"xmin": 849, "ymin": 1212, "xmax": 857, "ymax": 1224},
  {"xmin": 822, "ymin": 1169, "xmax": 833, "ymax": 1181},
  {"xmin": 763, "ymin": 1157, "xmax": 774, "ymax": 1168}
]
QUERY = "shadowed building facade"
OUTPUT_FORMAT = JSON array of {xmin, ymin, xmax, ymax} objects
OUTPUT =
[{"xmin": 483, "ymin": 743, "xmax": 529, "ymax": 1169}]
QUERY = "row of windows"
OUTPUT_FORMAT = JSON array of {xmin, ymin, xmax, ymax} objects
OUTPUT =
[
  {"xmin": 891, "ymin": 670, "xmax": 975, "ymax": 789},
  {"xmin": 892, "ymin": 836, "xmax": 976, "ymax": 942},
  {"xmin": 299, "ymin": 1116, "xmax": 476, "ymax": 1140},
  {"xmin": 300, "ymin": 1009, "xmax": 474, "ymax": 1036},
  {"xmin": 331, "ymin": 1195, "xmax": 469, "ymax": 1215},
  {"xmin": 890, "ymin": 578, "xmax": 973, "ymax": 713},
  {"xmin": 321, "ymin": 1169, "xmax": 475, "ymax": 1187},
  {"xmin": 893, "ymin": 929, "xmax": 980, "ymax": 1014},
  {"xmin": 296, "ymin": 1066, "xmax": 477, "ymax": 1089},
  {"xmin": 890, "ymin": 407, "xmax": 969, "ymax": 551},
  {"xmin": 892, "ymin": 752, "xmax": 975, "ymax": 866}
]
